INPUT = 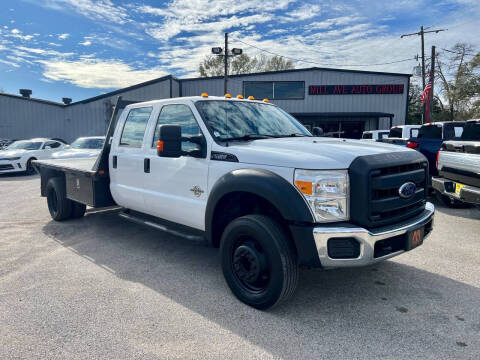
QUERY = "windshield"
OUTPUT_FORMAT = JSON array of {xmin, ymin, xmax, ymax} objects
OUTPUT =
[
  {"xmin": 71, "ymin": 137, "xmax": 105, "ymax": 149},
  {"xmin": 7, "ymin": 141, "xmax": 42, "ymax": 150},
  {"xmin": 461, "ymin": 122, "xmax": 480, "ymax": 141},
  {"xmin": 195, "ymin": 100, "xmax": 311, "ymax": 140}
]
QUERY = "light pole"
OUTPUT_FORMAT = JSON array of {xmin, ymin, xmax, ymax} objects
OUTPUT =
[{"xmin": 212, "ymin": 33, "xmax": 243, "ymax": 94}]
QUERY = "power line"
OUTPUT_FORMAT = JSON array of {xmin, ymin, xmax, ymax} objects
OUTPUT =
[
  {"xmin": 440, "ymin": 48, "xmax": 478, "ymax": 57},
  {"xmin": 231, "ymin": 37, "xmax": 416, "ymax": 67}
]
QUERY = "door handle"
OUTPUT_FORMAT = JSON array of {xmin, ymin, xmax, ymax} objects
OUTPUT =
[
  {"xmin": 112, "ymin": 155, "xmax": 117, "ymax": 169},
  {"xmin": 144, "ymin": 158, "xmax": 150, "ymax": 173}
]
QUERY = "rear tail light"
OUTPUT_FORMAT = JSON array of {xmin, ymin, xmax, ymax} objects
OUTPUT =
[
  {"xmin": 436, "ymin": 151, "xmax": 440, "ymax": 169},
  {"xmin": 407, "ymin": 141, "xmax": 419, "ymax": 149}
]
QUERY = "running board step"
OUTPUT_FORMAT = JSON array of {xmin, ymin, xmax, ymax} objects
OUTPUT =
[{"xmin": 118, "ymin": 211, "xmax": 206, "ymax": 243}]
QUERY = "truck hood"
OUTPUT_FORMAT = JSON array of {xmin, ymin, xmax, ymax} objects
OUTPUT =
[{"xmin": 222, "ymin": 137, "xmax": 413, "ymax": 169}]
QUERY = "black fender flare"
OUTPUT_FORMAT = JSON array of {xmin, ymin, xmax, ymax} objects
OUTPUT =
[{"xmin": 205, "ymin": 168, "xmax": 314, "ymax": 244}]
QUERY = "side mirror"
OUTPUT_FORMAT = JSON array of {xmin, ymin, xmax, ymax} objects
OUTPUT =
[
  {"xmin": 157, "ymin": 125, "xmax": 182, "ymax": 158},
  {"xmin": 312, "ymin": 127, "xmax": 324, "ymax": 137}
]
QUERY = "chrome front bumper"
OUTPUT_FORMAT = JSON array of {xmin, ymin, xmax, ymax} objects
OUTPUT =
[{"xmin": 313, "ymin": 202, "xmax": 435, "ymax": 268}]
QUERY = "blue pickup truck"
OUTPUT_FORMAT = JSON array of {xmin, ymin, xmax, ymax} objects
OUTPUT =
[{"xmin": 407, "ymin": 122, "xmax": 465, "ymax": 176}]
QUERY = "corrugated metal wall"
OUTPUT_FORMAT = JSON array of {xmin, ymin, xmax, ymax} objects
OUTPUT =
[
  {"xmin": 181, "ymin": 69, "xmax": 409, "ymax": 126},
  {"xmin": 0, "ymin": 79, "xmax": 171, "ymax": 143}
]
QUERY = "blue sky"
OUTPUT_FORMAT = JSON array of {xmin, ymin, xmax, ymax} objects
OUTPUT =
[{"xmin": 0, "ymin": 0, "xmax": 479, "ymax": 102}]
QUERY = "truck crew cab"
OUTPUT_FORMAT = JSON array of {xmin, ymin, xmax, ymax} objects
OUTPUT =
[{"xmin": 34, "ymin": 95, "xmax": 435, "ymax": 309}]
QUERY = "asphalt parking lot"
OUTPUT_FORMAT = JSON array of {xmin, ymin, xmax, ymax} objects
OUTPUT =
[{"xmin": 1, "ymin": 174, "xmax": 479, "ymax": 359}]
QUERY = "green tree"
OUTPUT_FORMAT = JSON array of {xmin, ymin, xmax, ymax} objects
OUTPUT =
[{"xmin": 198, "ymin": 53, "xmax": 294, "ymax": 77}]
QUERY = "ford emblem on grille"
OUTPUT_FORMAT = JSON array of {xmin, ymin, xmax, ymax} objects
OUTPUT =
[{"xmin": 399, "ymin": 182, "xmax": 416, "ymax": 199}]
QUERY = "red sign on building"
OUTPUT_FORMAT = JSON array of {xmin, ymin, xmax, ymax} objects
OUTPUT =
[{"xmin": 309, "ymin": 84, "xmax": 404, "ymax": 95}]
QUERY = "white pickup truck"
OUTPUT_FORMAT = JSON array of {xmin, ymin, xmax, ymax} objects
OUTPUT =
[{"xmin": 33, "ymin": 95, "xmax": 435, "ymax": 309}]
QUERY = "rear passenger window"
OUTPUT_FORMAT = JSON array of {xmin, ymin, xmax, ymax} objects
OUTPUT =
[
  {"xmin": 153, "ymin": 104, "xmax": 202, "ymax": 151},
  {"xmin": 120, "ymin": 107, "xmax": 153, "ymax": 147},
  {"xmin": 410, "ymin": 128, "xmax": 419, "ymax": 138}
]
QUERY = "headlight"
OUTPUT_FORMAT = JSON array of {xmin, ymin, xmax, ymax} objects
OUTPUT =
[
  {"xmin": 0, "ymin": 157, "xmax": 21, "ymax": 161},
  {"xmin": 294, "ymin": 169, "xmax": 349, "ymax": 222}
]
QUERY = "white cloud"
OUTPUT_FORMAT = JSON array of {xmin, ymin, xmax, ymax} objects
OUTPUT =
[
  {"xmin": 80, "ymin": 40, "xmax": 92, "ymax": 46},
  {"xmin": 58, "ymin": 33, "xmax": 70, "ymax": 40},
  {"xmin": 38, "ymin": 58, "xmax": 169, "ymax": 88},
  {"xmin": 6, "ymin": 28, "xmax": 37, "ymax": 41},
  {"xmin": 35, "ymin": 0, "xmax": 129, "ymax": 24}
]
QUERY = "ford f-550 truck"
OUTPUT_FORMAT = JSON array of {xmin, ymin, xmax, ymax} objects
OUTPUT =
[{"xmin": 33, "ymin": 95, "xmax": 435, "ymax": 309}]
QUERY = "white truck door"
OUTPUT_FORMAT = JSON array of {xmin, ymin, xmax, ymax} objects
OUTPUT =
[
  {"xmin": 109, "ymin": 106, "xmax": 154, "ymax": 212},
  {"xmin": 143, "ymin": 104, "xmax": 209, "ymax": 230}
]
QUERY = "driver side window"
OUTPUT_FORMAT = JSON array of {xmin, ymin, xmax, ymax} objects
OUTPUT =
[{"xmin": 152, "ymin": 104, "xmax": 202, "ymax": 151}]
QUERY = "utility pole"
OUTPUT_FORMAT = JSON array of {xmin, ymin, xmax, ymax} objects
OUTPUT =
[
  {"xmin": 429, "ymin": 45, "xmax": 436, "ymax": 122},
  {"xmin": 224, "ymin": 33, "xmax": 228, "ymax": 95},
  {"xmin": 211, "ymin": 33, "xmax": 243, "ymax": 95},
  {"xmin": 401, "ymin": 26, "xmax": 446, "ymax": 123}
]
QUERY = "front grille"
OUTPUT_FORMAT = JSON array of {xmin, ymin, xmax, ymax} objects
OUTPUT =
[
  {"xmin": 349, "ymin": 152, "xmax": 428, "ymax": 229},
  {"xmin": 0, "ymin": 164, "xmax": 14, "ymax": 171}
]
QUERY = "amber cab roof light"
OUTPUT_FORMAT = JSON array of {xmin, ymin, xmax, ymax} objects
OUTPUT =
[
  {"xmin": 201, "ymin": 92, "xmax": 208, "ymax": 98},
  {"xmin": 248, "ymin": 96, "xmax": 254, "ymax": 100},
  {"xmin": 225, "ymin": 93, "xmax": 231, "ymax": 98},
  {"xmin": 237, "ymin": 94, "xmax": 244, "ymax": 99}
]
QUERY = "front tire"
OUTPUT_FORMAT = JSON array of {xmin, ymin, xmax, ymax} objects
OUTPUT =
[
  {"xmin": 220, "ymin": 215, "xmax": 298, "ymax": 310},
  {"xmin": 46, "ymin": 177, "xmax": 72, "ymax": 221},
  {"xmin": 25, "ymin": 158, "xmax": 36, "ymax": 175}
]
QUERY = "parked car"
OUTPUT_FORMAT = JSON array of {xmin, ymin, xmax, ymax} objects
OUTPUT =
[
  {"xmin": 0, "ymin": 138, "xmax": 67, "ymax": 174},
  {"xmin": 33, "ymin": 95, "xmax": 434, "ymax": 309},
  {"xmin": 380, "ymin": 125, "xmax": 421, "ymax": 146},
  {"xmin": 0, "ymin": 139, "xmax": 17, "ymax": 150},
  {"xmin": 407, "ymin": 122, "xmax": 465, "ymax": 176},
  {"xmin": 361, "ymin": 130, "xmax": 389, "ymax": 141},
  {"xmin": 432, "ymin": 119, "xmax": 480, "ymax": 207},
  {"xmin": 52, "ymin": 136, "xmax": 105, "ymax": 159}
]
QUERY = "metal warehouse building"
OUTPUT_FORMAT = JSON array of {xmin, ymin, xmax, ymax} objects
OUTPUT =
[{"xmin": 0, "ymin": 67, "xmax": 410, "ymax": 142}]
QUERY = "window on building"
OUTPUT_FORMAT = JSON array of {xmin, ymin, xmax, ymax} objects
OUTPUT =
[
  {"xmin": 153, "ymin": 104, "xmax": 202, "ymax": 151},
  {"xmin": 243, "ymin": 81, "xmax": 304, "ymax": 100},
  {"xmin": 274, "ymin": 81, "xmax": 304, "ymax": 99},
  {"xmin": 119, "ymin": 107, "xmax": 153, "ymax": 147},
  {"xmin": 244, "ymin": 82, "xmax": 273, "ymax": 100}
]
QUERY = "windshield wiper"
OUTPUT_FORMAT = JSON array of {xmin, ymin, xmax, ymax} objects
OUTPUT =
[
  {"xmin": 221, "ymin": 134, "xmax": 275, "ymax": 141},
  {"xmin": 272, "ymin": 133, "xmax": 311, "ymax": 138}
]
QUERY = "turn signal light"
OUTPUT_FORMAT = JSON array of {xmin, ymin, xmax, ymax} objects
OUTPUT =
[
  {"xmin": 237, "ymin": 94, "xmax": 244, "ymax": 99},
  {"xmin": 295, "ymin": 180, "xmax": 313, "ymax": 195},
  {"xmin": 157, "ymin": 140, "xmax": 164, "ymax": 152},
  {"xmin": 248, "ymin": 96, "xmax": 254, "ymax": 100},
  {"xmin": 225, "ymin": 93, "xmax": 231, "ymax": 98},
  {"xmin": 407, "ymin": 141, "xmax": 419, "ymax": 149},
  {"xmin": 201, "ymin": 92, "xmax": 208, "ymax": 97}
]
